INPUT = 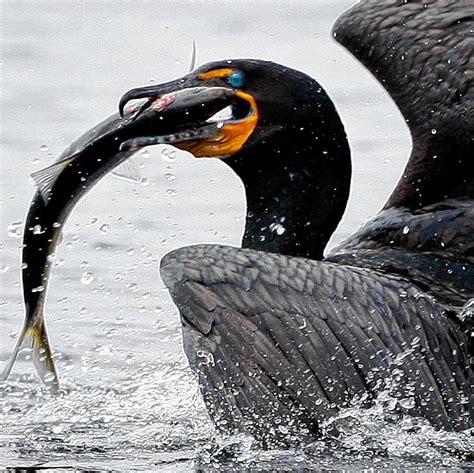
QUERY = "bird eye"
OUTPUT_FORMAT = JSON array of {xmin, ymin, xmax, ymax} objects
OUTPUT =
[{"xmin": 227, "ymin": 72, "xmax": 245, "ymax": 88}]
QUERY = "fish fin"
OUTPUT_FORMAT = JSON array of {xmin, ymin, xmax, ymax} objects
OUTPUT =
[
  {"xmin": 1, "ymin": 321, "xmax": 59, "ymax": 394},
  {"xmin": 112, "ymin": 159, "xmax": 142, "ymax": 183},
  {"xmin": 189, "ymin": 40, "xmax": 197, "ymax": 72},
  {"xmin": 31, "ymin": 155, "xmax": 76, "ymax": 203}
]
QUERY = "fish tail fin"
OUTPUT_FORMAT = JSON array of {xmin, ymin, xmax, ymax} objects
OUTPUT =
[{"xmin": 1, "ymin": 321, "xmax": 59, "ymax": 394}]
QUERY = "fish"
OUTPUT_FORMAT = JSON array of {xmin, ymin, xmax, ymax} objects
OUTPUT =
[{"xmin": 1, "ymin": 83, "xmax": 237, "ymax": 392}]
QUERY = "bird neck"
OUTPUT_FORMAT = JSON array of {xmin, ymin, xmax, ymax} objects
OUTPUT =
[{"xmin": 227, "ymin": 127, "xmax": 351, "ymax": 260}]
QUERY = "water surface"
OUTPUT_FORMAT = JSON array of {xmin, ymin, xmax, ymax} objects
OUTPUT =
[{"xmin": 1, "ymin": 1, "xmax": 472, "ymax": 470}]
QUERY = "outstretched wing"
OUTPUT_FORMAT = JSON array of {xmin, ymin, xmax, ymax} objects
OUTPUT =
[
  {"xmin": 161, "ymin": 244, "xmax": 471, "ymax": 446},
  {"xmin": 331, "ymin": 1, "xmax": 473, "ymax": 307},
  {"xmin": 334, "ymin": 0, "xmax": 472, "ymax": 134},
  {"xmin": 333, "ymin": 1, "xmax": 473, "ymax": 209}
]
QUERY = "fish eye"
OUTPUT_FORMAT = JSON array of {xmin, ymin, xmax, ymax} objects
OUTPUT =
[{"xmin": 227, "ymin": 71, "xmax": 245, "ymax": 88}]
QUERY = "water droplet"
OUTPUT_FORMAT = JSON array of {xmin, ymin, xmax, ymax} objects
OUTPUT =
[
  {"xmin": 81, "ymin": 271, "xmax": 94, "ymax": 285},
  {"xmin": 40, "ymin": 144, "xmax": 49, "ymax": 152},
  {"xmin": 126, "ymin": 248, "xmax": 135, "ymax": 256},
  {"xmin": 431, "ymin": 128, "xmax": 437, "ymax": 135},
  {"xmin": 278, "ymin": 425, "xmax": 289, "ymax": 434},
  {"xmin": 403, "ymin": 226, "xmax": 410, "ymax": 234},
  {"xmin": 141, "ymin": 149, "xmax": 150, "ymax": 159},
  {"xmin": 99, "ymin": 224, "xmax": 110, "ymax": 234},
  {"xmin": 7, "ymin": 222, "xmax": 22, "ymax": 239},
  {"xmin": 399, "ymin": 398, "xmax": 415, "ymax": 409},
  {"xmin": 161, "ymin": 148, "xmax": 177, "ymax": 162},
  {"xmin": 33, "ymin": 224, "xmax": 44, "ymax": 235},
  {"xmin": 32, "ymin": 285, "xmax": 45, "ymax": 293},
  {"xmin": 140, "ymin": 178, "xmax": 150, "ymax": 187},
  {"xmin": 197, "ymin": 350, "xmax": 215, "ymax": 366},
  {"xmin": 165, "ymin": 189, "xmax": 178, "ymax": 197},
  {"xmin": 164, "ymin": 172, "xmax": 176, "ymax": 181},
  {"xmin": 54, "ymin": 258, "xmax": 65, "ymax": 268},
  {"xmin": 44, "ymin": 373, "xmax": 56, "ymax": 383},
  {"xmin": 269, "ymin": 222, "xmax": 286, "ymax": 235}
]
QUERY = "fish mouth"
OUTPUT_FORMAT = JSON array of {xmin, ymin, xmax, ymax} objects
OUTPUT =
[{"xmin": 117, "ymin": 80, "xmax": 257, "ymax": 158}]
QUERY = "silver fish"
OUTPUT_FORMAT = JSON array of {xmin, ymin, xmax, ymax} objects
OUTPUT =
[{"xmin": 1, "ymin": 81, "xmax": 237, "ymax": 392}]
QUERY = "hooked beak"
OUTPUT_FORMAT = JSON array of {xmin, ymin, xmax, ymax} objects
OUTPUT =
[{"xmin": 116, "ymin": 76, "xmax": 258, "ymax": 158}]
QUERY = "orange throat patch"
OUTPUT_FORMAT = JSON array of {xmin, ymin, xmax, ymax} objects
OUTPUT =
[{"xmin": 176, "ymin": 90, "xmax": 258, "ymax": 158}]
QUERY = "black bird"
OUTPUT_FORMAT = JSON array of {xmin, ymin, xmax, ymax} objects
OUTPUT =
[
  {"xmin": 4, "ymin": 0, "xmax": 472, "ymax": 446},
  {"xmin": 153, "ymin": 1, "xmax": 473, "ymax": 443},
  {"xmin": 154, "ymin": 2, "xmax": 471, "ymax": 443}
]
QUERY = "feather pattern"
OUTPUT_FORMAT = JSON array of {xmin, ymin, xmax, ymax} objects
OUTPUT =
[{"xmin": 161, "ymin": 245, "xmax": 471, "ymax": 445}]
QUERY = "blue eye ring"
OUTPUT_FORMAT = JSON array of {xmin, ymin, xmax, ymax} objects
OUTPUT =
[{"xmin": 227, "ymin": 71, "xmax": 245, "ymax": 88}]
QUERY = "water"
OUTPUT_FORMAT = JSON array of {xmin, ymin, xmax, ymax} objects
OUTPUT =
[{"xmin": 1, "ymin": 1, "xmax": 472, "ymax": 470}]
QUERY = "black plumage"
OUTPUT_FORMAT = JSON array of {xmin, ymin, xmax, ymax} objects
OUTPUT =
[
  {"xmin": 330, "ymin": 0, "xmax": 473, "ymax": 308},
  {"xmin": 157, "ymin": 0, "xmax": 473, "ymax": 444},
  {"xmin": 161, "ymin": 245, "xmax": 471, "ymax": 445}
]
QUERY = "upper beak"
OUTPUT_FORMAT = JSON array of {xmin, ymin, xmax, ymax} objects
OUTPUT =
[{"xmin": 119, "ymin": 77, "xmax": 236, "ymax": 119}]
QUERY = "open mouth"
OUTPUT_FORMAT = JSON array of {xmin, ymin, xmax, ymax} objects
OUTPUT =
[{"xmin": 118, "ymin": 85, "xmax": 257, "ymax": 158}]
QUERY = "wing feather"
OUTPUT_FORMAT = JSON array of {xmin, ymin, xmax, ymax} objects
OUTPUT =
[{"xmin": 161, "ymin": 245, "xmax": 471, "ymax": 445}]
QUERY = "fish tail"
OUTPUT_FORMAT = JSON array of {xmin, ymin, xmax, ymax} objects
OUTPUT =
[{"xmin": 1, "ymin": 321, "xmax": 59, "ymax": 394}]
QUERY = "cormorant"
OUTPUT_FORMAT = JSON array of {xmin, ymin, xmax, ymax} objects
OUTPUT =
[{"xmin": 3, "ymin": 0, "xmax": 472, "ymax": 446}]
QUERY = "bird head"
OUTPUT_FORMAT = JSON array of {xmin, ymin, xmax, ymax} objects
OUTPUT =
[{"xmin": 117, "ymin": 59, "xmax": 339, "ymax": 163}]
